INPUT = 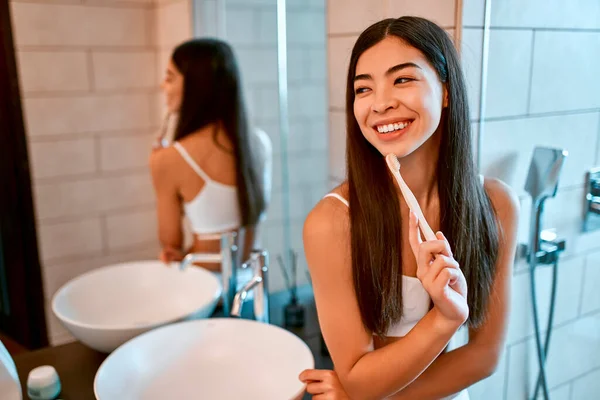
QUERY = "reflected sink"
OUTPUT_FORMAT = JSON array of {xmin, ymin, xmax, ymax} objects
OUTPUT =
[
  {"xmin": 52, "ymin": 260, "xmax": 221, "ymax": 353},
  {"xmin": 94, "ymin": 318, "xmax": 314, "ymax": 400}
]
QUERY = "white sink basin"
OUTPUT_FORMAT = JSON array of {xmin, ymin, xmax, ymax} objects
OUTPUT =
[
  {"xmin": 52, "ymin": 260, "xmax": 221, "ymax": 353},
  {"xmin": 94, "ymin": 318, "xmax": 314, "ymax": 400}
]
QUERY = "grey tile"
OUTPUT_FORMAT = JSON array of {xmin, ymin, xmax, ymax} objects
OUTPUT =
[
  {"xmin": 581, "ymin": 250, "xmax": 600, "ymax": 315},
  {"xmin": 507, "ymin": 314, "xmax": 600, "ymax": 397},
  {"xmin": 507, "ymin": 256, "xmax": 585, "ymax": 344},
  {"xmin": 485, "ymin": 29, "xmax": 534, "ymax": 118},
  {"xmin": 572, "ymin": 368, "xmax": 600, "ymax": 400},
  {"xmin": 480, "ymin": 112, "xmax": 599, "ymax": 194},
  {"xmin": 491, "ymin": 0, "xmax": 600, "ymax": 29},
  {"xmin": 529, "ymin": 31, "xmax": 600, "ymax": 114}
]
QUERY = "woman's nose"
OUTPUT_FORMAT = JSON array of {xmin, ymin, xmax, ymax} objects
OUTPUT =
[{"xmin": 371, "ymin": 89, "xmax": 398, "ymax": 114}]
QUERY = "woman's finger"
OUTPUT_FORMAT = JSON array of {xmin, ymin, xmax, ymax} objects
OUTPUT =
[
  {"xmin": 305, "ymin": 381, "xmax": 330, "ymax": 395},
  {"xmin": 433, "ymin": 267, "xmax": 460, "ymax": 290},
  {"xmin": 299, "ymin": 369, "xmax": 330, "ymax": 382},
  {"xmin": 435, "ymin": 231, "xmax": 453, "ymax": 258},
  {"xmin": 408, "ymin": 211, "xmax": 422, "ymax": 261}
]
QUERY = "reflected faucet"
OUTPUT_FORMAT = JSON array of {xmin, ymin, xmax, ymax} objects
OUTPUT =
[
  {"xmin": 231, "ymin": 249, "xmax": 269, "ymax": 323},
  {"xmin": 179, "ymin": 231, "xmax": 239, "ymax": 316}
]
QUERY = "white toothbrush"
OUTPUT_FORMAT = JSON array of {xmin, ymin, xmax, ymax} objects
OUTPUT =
[{"xmin": 385, "ymin": 153, "xmax": 437, "ymax": 241}]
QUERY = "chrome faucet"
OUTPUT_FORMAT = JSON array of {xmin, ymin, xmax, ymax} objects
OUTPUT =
[
  {"xmin": 231, "ymin": 249, "xmax": 269, "ymax": 323},
  {"xmin": 179, "ymin": 231, "xmax": 239, "ymax": 316}
]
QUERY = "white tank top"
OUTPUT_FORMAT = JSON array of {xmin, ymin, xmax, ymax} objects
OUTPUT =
[
  {"xmin": 323, "ymin": 182, "xmax": 478, "ymax": 400},
  {"xmin": 322, "ymin": 175, "xmax": 484, "ymax": 338},
  {"xmin": 172, "ymin": 129, "xmax": 272, "ymax": 235}
]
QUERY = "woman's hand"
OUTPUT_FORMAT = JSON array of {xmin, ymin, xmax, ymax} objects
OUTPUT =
[
  {"xmin": 299, "ymin": 369, "xmax": 351, "ymax": 400},
  {"xmin": 159, "ymin": 245, "xmax": 184, "ymax": 264},
  {"xmin": 408, "ymin": 211, "xmax": 469, "ymax": 325}
]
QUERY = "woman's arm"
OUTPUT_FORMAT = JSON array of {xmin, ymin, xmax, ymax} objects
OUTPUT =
[
  {"xmin": 149, "ymin": 148, "xmax": 184, "ymax": 259},
  {"xmin": 303, "ymin": 198, "xmax": 466, "ymax": 400},
  {"xmin": 389, "ymin": 178, "xmax": 520, "ymax": 399}
]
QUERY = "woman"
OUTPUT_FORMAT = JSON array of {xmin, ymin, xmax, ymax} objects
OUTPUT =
[
  {"xmin": 300, "ymin": 17, "xmax": 518, "ymax": 399},
  {"xmin": 150, "ymin": 38, "xmax": 271, "ymax": 271}
]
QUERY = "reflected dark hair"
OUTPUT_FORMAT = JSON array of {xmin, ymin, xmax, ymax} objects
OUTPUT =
[
  {"xmin": 171, "ymin": 38, "xmax": 265, "ymax": 226},
  {"xmin": 346, "ymin": 17, "xmax": 499, "ymax": 335}
]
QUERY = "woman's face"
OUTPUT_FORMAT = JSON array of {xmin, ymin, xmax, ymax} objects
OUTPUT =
[
  {"xmin": 161, "ymin": 60, "xmax": 184, "ymax": 113},
  {"xmin": 353, "ymin": 36, "xmax": 447, "ymax": 158}
]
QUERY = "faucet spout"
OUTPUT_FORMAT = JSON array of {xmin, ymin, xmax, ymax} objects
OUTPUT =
[
  {"xmin": 229, "ymin": 249, "xmax": 270, "ymax": 323},
  {"xmin": 179, "ymin": 252, "xmax": 221, "ymax": 271},
  {"xmin": 230, "ymin": 276, "xmax": 262, "ymax": 317}
]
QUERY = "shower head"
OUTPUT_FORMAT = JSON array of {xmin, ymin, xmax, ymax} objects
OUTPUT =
[{"xmin": 524, "ymin": 147, "xmax": 568, "ymax": 205}]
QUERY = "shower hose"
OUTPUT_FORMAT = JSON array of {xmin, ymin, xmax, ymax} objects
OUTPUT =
[{"xmin": 529, "ymin": 255, "xmax": 559, "ymax": 400}]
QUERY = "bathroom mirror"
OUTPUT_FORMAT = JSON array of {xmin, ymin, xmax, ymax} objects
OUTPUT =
[{"xmin": 1, "ymin": 0, "xmax": 328, "ymax": 350}]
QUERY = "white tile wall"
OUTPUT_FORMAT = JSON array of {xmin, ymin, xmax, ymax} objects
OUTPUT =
[
  {"xmin": 38, "ymin": 218, "xmax": 104, "ymax": 261},
  {"xmin": 485, "ymin": 29, "xmax": 533, "ymax": 118},
  {"xmin": 287, "ymin": 10, "xmax": 326, "ymax": 45},
  {"xmin": 461, "ymin": 28, "xmax": 483, "ymax": 120},
  {"xmin": 10, "ymin": 3, "xmax": 150, "ymax": 47},
  {"xmin": 327, "ymin": 35, "xmax": 356, "ymax": 110},
  {"xmin": 24, "ymin": 94, "xmax": 154, "ymax": 136},
  {"xmin": 388, "ymin": 0, "xmax": 456, "ymax": 27},
  {"xmin": 581, "ymin": 250, "xmax": 600, "ymax": 315},
  {"xmin": 155, "ymin": 0, "xmax": 192, "ymax": 48},
  {"xmin": 480, "ymin": 112, "xmax": 600, "ymax": 193},
  {"xmin": 328, "ymin": 110, "xmax": 346, "ymax": 181},
  {"xmin": 105, "ymin": 209, "xmax": 158, "ymax": 250},
  {"xmin": 529, "ymin": 31, "xmax": 600, "ymax": 114},
  {"xmin": 507, "ymin": 313, "xmax": 600, "ymax": 396},
  {"xmin": 17, "ymin": 51, "xmax": 89, "ymax": 93},
  {"xmin": 234, "ymin": 47, "xmax": 278, "ymax": 85},
  {"xmin": 571, "ymin": 368, "xmax": 600, "ymax": 400},
  {"xmin": 506, "ymin": 256, "xmax": 585, "ymax": 344},
  {"xmin": 327, "ymin": 0, "xmax": 385, "ymax": 36},
  {"xmin": 491, "ymin": 0, "xmax": 600, "ymax": 30},
  {"xmin": 35, "ymin": 173, "xmax": 154, "ymax": 220},
  {"xmin": 99, "ymin": 134, "xmax": 154, "ymax": 171},
  {"xmin": 92, "ymin": 51, "xmax": 157, "ymax": 90},
  {"xmin": 29, "ymin": 138, "xmax": 97, "ymax": 180},
  {"xmin": 257, "ymin": 9, "xmax": 277, "ymax": 45},
  {"xmin": 461, "ymin": 0, "xmax": 485, "ymax": 27},
  {"xmin": 225, "ymin": 8, "xmax": 256, "ymax": 46}
]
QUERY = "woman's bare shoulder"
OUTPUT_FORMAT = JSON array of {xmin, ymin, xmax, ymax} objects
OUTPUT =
[
  {"xmin": 304, "ymin": 182, "xmax": 350, "ymax": 249},
  {"xmin": 482, "ymin": 177, "xmax": 520, "ymax": 233}
]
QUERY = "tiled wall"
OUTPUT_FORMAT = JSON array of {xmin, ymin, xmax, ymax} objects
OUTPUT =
[
  {"xmin": 208, "ymin": 0, "xmax": 328, "ymax": 293},
  {"xmin": 460, "ymin": 0, "xmax": 600, "ymax": 399},
  {"xmin": 9, "ymin": 0, "xmax": 192, "ymax": 345},
  {"xmin": 327, "ymin": 0, "xmax": 460, "ymax": 182}
]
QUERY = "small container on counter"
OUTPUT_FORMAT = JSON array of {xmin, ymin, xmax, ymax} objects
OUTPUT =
[{"xmin": 27, "ymin": 365, "xmax": 61, "ymax": 400}]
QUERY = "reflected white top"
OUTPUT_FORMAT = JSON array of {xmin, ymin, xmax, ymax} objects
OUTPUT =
[{"xmin": 172, "ymin": 128, "xmax": 272, "ymax": 235}]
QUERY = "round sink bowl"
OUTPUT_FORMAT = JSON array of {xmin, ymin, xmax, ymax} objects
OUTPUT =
[
  {"xmin": 52, "ymin": 260, "xmax": 222, "ymax": 353},
  {"xmin": 94, "ymin": 318, "xmax": 314, "ymax": 400}
]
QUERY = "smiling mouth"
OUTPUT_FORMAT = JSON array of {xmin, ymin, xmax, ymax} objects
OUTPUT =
[{"xmin": 374, "ymin": 120, "xmax": 413, "ymax": 134}]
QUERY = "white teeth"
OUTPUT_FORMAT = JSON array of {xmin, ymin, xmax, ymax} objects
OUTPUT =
[{"xmin": 377, "ymin": 121, "xmax": 410, "ymax": 133}]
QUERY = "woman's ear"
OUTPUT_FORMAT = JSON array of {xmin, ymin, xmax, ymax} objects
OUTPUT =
[{"xmin": 442, "ymin": 85, "xmax": 449, "ymax": 108}]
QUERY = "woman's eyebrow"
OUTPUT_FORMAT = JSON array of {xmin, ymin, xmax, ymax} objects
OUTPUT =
[{"xmin": 354, "ymin": 62, "xmax": 421, "ymax": 82}]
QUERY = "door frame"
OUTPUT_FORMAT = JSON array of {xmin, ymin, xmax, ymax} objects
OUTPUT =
[{"xmin": 0, "ymin": 1, "xmax": 48, "ymax": 349}]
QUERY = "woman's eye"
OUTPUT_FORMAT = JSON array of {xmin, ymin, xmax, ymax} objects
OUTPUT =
[
  {"xmin": 355, "ymin": 87, "xmax": 370, "ymax": 95},
  {"xmin": 395, "ymin": 77, "xmax": 414, "ymax": 84}
]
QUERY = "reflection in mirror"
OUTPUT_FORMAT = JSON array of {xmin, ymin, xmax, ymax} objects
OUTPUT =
[{"xmin": 2, "ymin": 0, "xmax": 328, "ymax": 397}]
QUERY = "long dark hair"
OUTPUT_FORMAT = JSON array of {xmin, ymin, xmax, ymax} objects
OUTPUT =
[
  {"xmin": 346, "ymin": 17, "xmax": 499, "ymax": 336},
  {"xmin": 171, "ymin": 38, "xmax": 265, "ymax": 226}
]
